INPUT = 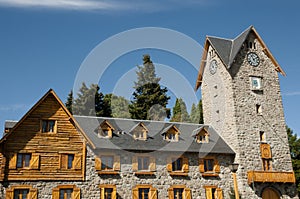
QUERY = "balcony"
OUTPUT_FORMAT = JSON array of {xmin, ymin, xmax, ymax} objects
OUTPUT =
[{"xmin": 248, "ymin": 171, "xmax": 296, "ymax": 184}]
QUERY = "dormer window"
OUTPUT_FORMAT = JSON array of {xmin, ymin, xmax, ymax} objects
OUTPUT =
[
  {"xmin": 130, "ymin": 122, "xmax": 148, "ymax": 141},
  {"xmin": 98, "ymin": 120, "xmax": 114, "ymax": 138},
  {"xmin": 162, "ymin": 125, "xmax": 180, "ymax": 142},
  {"xmin": 192, "ymin": 126, "xmax": 209, "ymax": 143}
]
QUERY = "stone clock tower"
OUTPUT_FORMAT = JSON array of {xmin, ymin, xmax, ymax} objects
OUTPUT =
[{"xmin": 196, "ymin": 26, "xmax": 298, "ymax": 198}]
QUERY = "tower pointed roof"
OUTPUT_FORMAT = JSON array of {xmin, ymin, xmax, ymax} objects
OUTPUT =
[{"xmin": 195, "ymin": 26, "xmax": 286, "ymax": 90}]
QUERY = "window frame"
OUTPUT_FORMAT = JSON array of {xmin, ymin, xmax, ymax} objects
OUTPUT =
[
  {"xmin": 204, "ymin": 185, "xmax": 223, "ymax": 199},
  {"xmin": 41, "ymin": 119, "xmax": 57, "ymax": 133},
  {"xmin": 167, "ymin": 156, "xmax": 189, "ymax": 176},
  {"xmin": 6, "ymin": 185, "xmax": 38, "ymax": 199},
  {"xmin": 95, "ymin": 154, "xmax": 120, "ymax": 175},
  {"xmin": 52, "ymin": 185, "xmax": 80, "ymax": 199},
  {"xmin": 16, "ymin": 153, "xmax": 31, "ymax": 168},
  {"xmin": 199, "ymin": 156, "xmax": 220, "ymax": 177},
  {"xmin": 132, "ymin": 185, "xmax": 157, "ymax": 199},
  {"xmin": 98, "ymin": 120, "xmax": 115, "ymax": 138},
  {"xmin": 99, "ymin": 185, "xmax": 117, "ymax": 199},
  {"xmin": 168, "ymin": 185, "xmax": 191, "ymax": 199},
  {"xmin": 132, "ymin": 155, "xmax": 156, "ymax": 175}
]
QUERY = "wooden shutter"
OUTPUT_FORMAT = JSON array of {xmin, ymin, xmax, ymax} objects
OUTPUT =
[
  {"xmin": 60, "ymin": 154, "xmax": 67, "ymax": 169},
  {"xmin": 199, "ymin": 159, "xmax": 204, "ymax": 173},
  {"xmin": 214, "ymin": 159, "xmax": 220, "ymax": 173},
  {"xmin": 168, "ymin": 187, "xmax": 174, "ymax": 198},
  {"xmin": 182, "ymin": 157, "xmax": 189, "ymax": 173},
  {"xmin": 215, "ymin": 188, "xmax": 223, "ymax": 199},
  {"xmin": 112, "ymin": 187, "xmax": 117, "ymax": 199},
  {"xmin": 113, "ymin": 155, "xmax": 120, "ymax": 171},
  {"xmin": 95, "ymin": 157, "xmax": 102, "ymax": 171},
  {"xmin": 73, "ymin": 187, "xmax": 81, "ymax": 199},
  {"xmin": 9, "ymin": 154, "xmax": 17, "ymax": 169},
  {"xmin": 74, "ymin": 154, "xmax": 82, "ymax": 170},
  {"xmin": 29, "ymin": 188, "xmax": 38, "ymax": 199},
  {"xmin": 260, "ymin": 143, "xmax": 272, "ymax": 159},
  {"xmin": 149, "ymin": 156, "xmax": 156, "ymax": 171},
  {"xmin": 132, "ymin": 156, "xmax": 138, "ymax": 172},
  {"xmin": 5, "ymin": 188, "xmax": 13, "ymax": 199},
  {"xmin": 205, "ymin": 188, "xmax": 212, "ymax": 199},
  {"xmin": 100, "ymin": 187, "xmax": 105, "ymax": 199},
  {"xmin": 166, "ymin": 157, "xmax": 172, "ymax": 172},
  {"xmin": 52, "ymin": 188, "xmax": 59, "ymax": 199},
  {"xmin": 184, "ymin": 188, "xmax": 191, "ymax": 199},
  {"xmin": 30, "ymin": 154, "xmax": 40, "ymax": 170},
  {"xmin": 132, "ymin": 187, "xmax": 138, "ymax": 199},
  {"xmin": 150, "ymin": 187, "xmax": 157, "ymax": 199}
]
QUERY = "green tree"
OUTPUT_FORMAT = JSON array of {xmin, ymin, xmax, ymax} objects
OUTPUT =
[
  {"xmin": 129, "ymin": 55, "xmax": 170, "ymax": 120},
  {"xmin": 65, "ymin": 90, "xmax": 73, "ymax": 114},
  {"xmin": 72, "ymin": 83, "xmax": 111, "ymax": 117},
  {"xmin": 287, "ymin": 126, "xmax": 300, "ymax": 193},
  {"xmin": 190, "ymin": 100, "xmax": 204, "ymax": 124},
  {"xmin": 104, "ymin": 94, "xmax": 131, "ymax": 119},
  {"xmin": 170, "ymin": 98, "xmax": 190, "ymax": 122}
]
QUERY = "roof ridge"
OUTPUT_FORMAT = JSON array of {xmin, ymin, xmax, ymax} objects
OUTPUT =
[{"xmin": 73, "ymin": 115, "xmax": 204, "ymax": 126}]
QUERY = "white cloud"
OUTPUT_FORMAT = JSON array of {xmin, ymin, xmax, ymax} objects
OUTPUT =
[
  {"xmin": 282, "ymin": 91, "xmax": 300, "ymax": 96},
  {"xmin": 0, "ymin": 0, "xmax": 210, "ymax": 11},
  {"xmin": 0, "ymin": 0, "xmax": 120, "ymax": 10}
]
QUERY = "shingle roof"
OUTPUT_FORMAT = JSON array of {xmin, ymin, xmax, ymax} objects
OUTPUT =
[
  {"xmin": 74, "ymin": 115, "xmax": 235, "ymax": 155},
  {"xmin": 207, "ymin": 25, "xmax": 252, "ymax": 68}
]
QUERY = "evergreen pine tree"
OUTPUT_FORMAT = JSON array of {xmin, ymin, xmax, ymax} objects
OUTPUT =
[
  {"xmin": 190, "ymin": 100, "xmax": 204, "ymax": 124},
  {"xmin": 107, "ymin": 94, "xmax": 131, "ymax": 119},
  {"xmin": 287, "ymin": 126, "xmax": 300, "ymax": 193},
  {"xmin": 170, "ymin": 98, "xmax": 190, "ymax": 122},
  {"xmin": 72, "ymin": 83, "xmax": 108, "ymax": 117},
  {"xmin": 65, "ymin": 90, "xmax": 73, "ymax": 114},
  {"xmin": 129, "ymin": 55, "xmax": 170, "ymax": 120}
]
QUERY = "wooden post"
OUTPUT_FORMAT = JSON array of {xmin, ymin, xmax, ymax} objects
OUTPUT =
[{"xmin": 232, "ymin": 172, "xmax": 240, "ymax": 199}]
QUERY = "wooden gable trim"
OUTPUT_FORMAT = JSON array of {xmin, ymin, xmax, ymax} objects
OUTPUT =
[
  {"xmin": 0, "ymin": 89, "xmax": 95, "ymax": 148},
  {"xmin": 251, "ymin": 27, "xmax": 286, "ymax": 76},
  {"xmin": 100, "ymin": 120, "xmax": 115, "ymax": 130},
  {"xmin": 195, "ymin": 38, "xmax": 210, "ymax": 90}
]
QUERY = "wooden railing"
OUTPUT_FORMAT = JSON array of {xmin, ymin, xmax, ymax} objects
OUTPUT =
[{"xmin": 247, "ymin": 171, "xmax": 296, "ymax": 184}]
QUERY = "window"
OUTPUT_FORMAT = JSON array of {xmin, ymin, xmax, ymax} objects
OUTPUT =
[
  {"xmin": 13, "ymin": 189, "xmax": 29, "ymax": 199},
  {"xmin": 52, "ymin": 185, "xmax": 80, "ymax": 199},
  {"xmin": 260, "ymin": 131, "xmax": 266, "ymax": 142},
  {"xmin": 139, "ymin": 188, "xmax": 149, "ymax": 199},
  {"xmin": 17, "ymin": 153, "xmax": 31, "ymax": 168},
  {"xmin": 60, "ymin": 154, "xmax": 82, "ymax": 170},
  {"xmin": 256, "ymin": 104, "xmax": 262, "ymax": 114},
  {"xmin": 41, "ymin": 120, "xmax": 56, "ymax": 133},
  {"xmin": 172, "ymin": 158, "xmax": 182, "ymax": 171},
  {"xmin": 204, "ymin": 186, "xmax": 223, "ymax": 199},
  {"xmin": 132, "ymin": 185, "xmax": 157, "ymax": 199},
  {"xmin": 132, "ymin": 155, "xmax": 156, "ymax": 174},
  {"xmin": 263, "ymin": 159, "xmax": 271, "ymax": 171},
  {"xmin": 99, "ymin": 185, "xmax": 117, "ymax": 199},
  {"xmin": 204, "ymin": 159, "xmax": 214, "ymax": 172},
  {"xmin": 168, "ymin": 185, "xmax": 191, "ymax": 199},
  {"xmin": 138, "ymin": 157, "xmax": 150, "ymax": 170},
  {"xmin": 250, "ymin": 76, "xmax": 262, "ymax": 90},
  {"xmin": 130, "ymin": 122, "xmax": 148, "ymax": 141},
  {"xmin": 95, "ymin": 154, "xmax": 120, "ymax": 174},
  {"xmin": 167, "ymin": 156, "xmax": 189, "ymax": 175},
  {"xmin": 6, "ymin": 185, "xmax": 37, "ymax": 199},
  {"xmin": 192, "ymin": 127, "xmax": 210, "ymax": 143},
  {"xmin": 98, "ymin": 120, "xmax": 114, "ymax": 138},
  {"xmin": 59, "ymin": 189, "xmax": 73, "ymax": 199},
  {"xmin": 173, "ymin": 188, "xmax": 184, "ymax": 199},
  {"xmin": 162, "ymin": 125, "xmax": 180, "ymax": 142},
  {"xmin": 199, "ymin": 157, "xmax": 220, "ymax": 177},
  {"xmin": 10, "ymin": 153, "xmax": 39, "ymax": 170},
  {"xmin": 101, "ymin": 156, "xmax": 114, "ymax": 170}
]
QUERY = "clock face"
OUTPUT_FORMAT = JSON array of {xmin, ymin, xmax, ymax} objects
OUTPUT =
[
  {"xmin": 247, "ymin": 52, "xmax": 260, "ymax": 66},
  {"xmin": 209, "ymin": 59, "xmax": 218, "ymax": 75}
]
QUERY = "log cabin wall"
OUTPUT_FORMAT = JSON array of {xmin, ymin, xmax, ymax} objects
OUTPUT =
[{"xmin": 1, "ymin": 93, "xmax": 86, "ymax": 181}]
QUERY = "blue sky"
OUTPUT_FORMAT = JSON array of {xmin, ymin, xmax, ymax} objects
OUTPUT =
[{"xmin": 0, "ymin": 0, "xmax": 300, "ymax": 137}]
